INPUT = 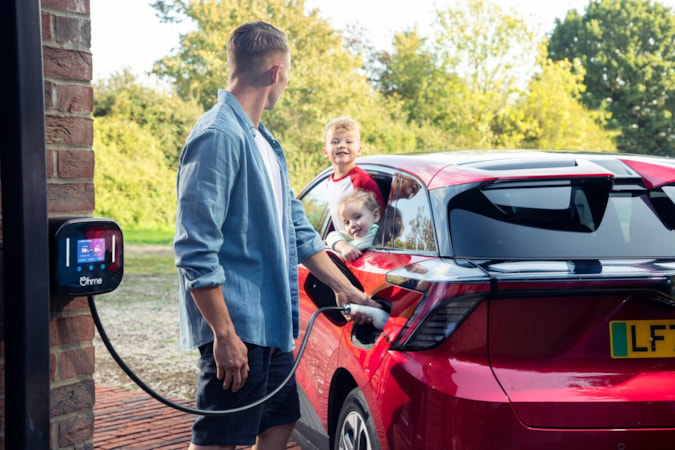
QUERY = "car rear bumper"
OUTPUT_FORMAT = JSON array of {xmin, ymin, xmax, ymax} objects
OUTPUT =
[{"xmin": 375, "ymin": 350, "xmax": 675, "ymax": 449}]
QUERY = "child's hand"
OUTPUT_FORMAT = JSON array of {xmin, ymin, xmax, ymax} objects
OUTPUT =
[{"xmin": 335, "ymin": 241, "xmax": 362, "ymax": 261}]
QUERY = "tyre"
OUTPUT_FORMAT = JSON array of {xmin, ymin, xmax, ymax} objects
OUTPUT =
[{"xmin": 334, "ymin": 388, "xmax": 381, "ymax": 450}]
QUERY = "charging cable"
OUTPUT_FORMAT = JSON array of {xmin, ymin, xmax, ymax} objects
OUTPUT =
[{"xmin": 89, "ymin": 295, "xmax": 347, "ymax": 416}]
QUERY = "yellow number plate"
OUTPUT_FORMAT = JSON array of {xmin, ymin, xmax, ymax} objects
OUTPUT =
[{"xmin": 610, "ymin": 320, "xmax": 675, "ymax": 358}]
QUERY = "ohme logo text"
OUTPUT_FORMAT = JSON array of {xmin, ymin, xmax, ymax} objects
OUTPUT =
[{"xmin": 80, "ymin": 276, "xmax": 103, "ymax": 286}]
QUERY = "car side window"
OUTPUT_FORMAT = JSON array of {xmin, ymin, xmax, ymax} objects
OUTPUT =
[
  {"xmin": 385, "ymin": 172, "xmax": 437, "ymax": 252},
  {"xmin": 300, "ymin": 176, "xmax": 330, "ymax": 235}
]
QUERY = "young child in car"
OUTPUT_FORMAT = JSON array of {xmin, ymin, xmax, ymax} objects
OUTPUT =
[
  {"xmin": 323, "ymin": 116, "xmax": 385, "ymax": 231},
  {"xmin": 326, "ymin": 189, "xmax": 381, "ymax": 261}
]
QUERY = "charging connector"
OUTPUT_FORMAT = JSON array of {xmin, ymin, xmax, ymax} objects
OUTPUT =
[{"xmin": 343, "ymin": 303, "xmax": 390, "ymax": 330}]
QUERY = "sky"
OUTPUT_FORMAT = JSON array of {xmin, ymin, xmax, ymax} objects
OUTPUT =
[{"xmin": 90, "ymin": 0, "xmax": 675, "ymax": 84}]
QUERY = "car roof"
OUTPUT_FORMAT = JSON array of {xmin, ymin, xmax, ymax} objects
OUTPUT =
[{"xmin": 357, "ymin": 150, "xmax": 675, "ymax": 190}]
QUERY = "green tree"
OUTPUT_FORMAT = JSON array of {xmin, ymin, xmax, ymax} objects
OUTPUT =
[
  {"xmin": 374, "ymin": 30, "xmax": 471, "ymax": 148},
  {"xmin": 494, "ymin": 42, "xmax": 617, "ymax": 150},
  {"xmin": 377, "ymin": 32, "xmax": 463, "ymax": 126},
  {"xmin": 372, "ymin": 0, "xmax": 538, "ymax": 148},
  {"xmin": 548, "ymin": 0, "xmax": 675, "ymax": 155},
  {"xmin": 94, "ymin": 70, "xmax": 202, "ymax": 169},
  {"xmin": 93, "ymin": 71, "xmax": 202, "ymax": 229},
  {"xmin": 433, "ymin": 0, "xmax": 537, "ymax": 146},
  {"xmin": 434, "ymin": 0, "xmax": 536, "ymax": 96},
  {"xmin": 372, "ymin": 0, "xmax": 616, "ymax": 151},
  {"xmin": 94, "ymin": 116, "xmax": 177, "ymax": 229}
]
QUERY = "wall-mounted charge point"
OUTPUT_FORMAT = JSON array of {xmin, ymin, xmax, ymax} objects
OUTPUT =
[{"xmin": 50, "ymin": 218, "xmax": 123, "ymax": 296}]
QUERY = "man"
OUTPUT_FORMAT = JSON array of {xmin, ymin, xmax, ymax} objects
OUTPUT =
[{"xmin": 174, "ymin": 21, "xmax": 378, "ymax": 450}]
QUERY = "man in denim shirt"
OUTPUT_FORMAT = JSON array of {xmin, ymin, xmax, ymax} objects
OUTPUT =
[{"xmin": 174, "ymin": 22, "xmax": 378, "ymax": 450}]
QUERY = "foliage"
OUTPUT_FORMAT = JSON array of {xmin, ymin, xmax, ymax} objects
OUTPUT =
[
  {"xmin": 432, "ymin": 0, "xmax": 537, "ymax": 146},
  {"xmin": 377, "ymin": 31, "xmax": 467, "ymax": 131},
  {"xmin": 93, "ymin": 71, "xmax": 202, "ymax": 229},
  {"xmin": 494, "ymin": 42, "xmax": 617, "ymax": 150},
  {"xmin": 94, "ymin": 115, "xmax": 176, "ymax": 229},
  {"xmin": 548, "ymin": 0, "xmax": 675, "ymax": 155},
  {"xmin": 94, "ymin": 70, "xmax": 202, "ymax": 169},
  {"xmin": 370, "ymin": 0, "xmax": 614, "ymax": 150}
]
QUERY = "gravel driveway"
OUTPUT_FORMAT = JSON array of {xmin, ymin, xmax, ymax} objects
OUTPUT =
[{"xmin": 93, "ymin": 245, "xmax": 200, "ymax": 400}]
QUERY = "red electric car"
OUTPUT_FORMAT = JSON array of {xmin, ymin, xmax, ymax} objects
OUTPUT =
[{"xmin": 292, "ymin": 151, "xmax": 675, "ymax": 450}]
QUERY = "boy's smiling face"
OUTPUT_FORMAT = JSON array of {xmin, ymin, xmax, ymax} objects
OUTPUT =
[{"xmin": 324, "ymin": 128, "xmax": 362, "ymax": 173}]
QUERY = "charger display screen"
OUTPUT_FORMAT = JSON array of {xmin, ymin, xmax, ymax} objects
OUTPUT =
[
  {"xmin": 77, "ymin": 238, "xmax": 106, "ymax": 264},
  {"xmin": 51, "ymin": 218, "xmax": 123, "ymax": 296}
]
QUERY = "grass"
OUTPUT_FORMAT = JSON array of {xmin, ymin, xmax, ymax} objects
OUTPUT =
[
  {"xmin": 124, "ymin": 251, "xmax": 176, "ymax": 276},
  {"xmin": 123, "ymin": 228, "xmax": 174, "ymax": 245},
  {"xmin": 123, "ymin": 228, "xmax": 175, "ymax": 275}
]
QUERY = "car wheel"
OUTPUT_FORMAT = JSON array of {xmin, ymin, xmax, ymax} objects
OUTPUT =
[{"xmin": 334, "ymin": 388, "xmax": 380, "ymax": 450}]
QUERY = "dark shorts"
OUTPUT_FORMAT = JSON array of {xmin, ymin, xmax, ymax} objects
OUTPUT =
[{"xmin": 191, "ymin": 341, "xmax": 300, "ymax": 446}]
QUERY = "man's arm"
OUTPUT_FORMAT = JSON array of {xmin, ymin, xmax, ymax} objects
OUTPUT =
[
  {"xmin": 302, "ymin": 250, "xmax": 381, "ymax": 323},
  {"xmin": 190, "ymin": 286, "xmax": 249, "ymax": 392}
]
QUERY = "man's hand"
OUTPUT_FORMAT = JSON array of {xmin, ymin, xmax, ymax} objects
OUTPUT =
[
  {"xmin": 335, "ymin": 286, "xmax": 381, "ymax": 325},
  {"xmin": 190, "ymin": 286, "xmax": 250, "ymax": 391},
  {"xmin": 304, "ymin": 250, "xmax": 382, "ymax": 325},
  {"xmin": 213, "ymin": 333, "xmax": 249, "ymax": 392}
]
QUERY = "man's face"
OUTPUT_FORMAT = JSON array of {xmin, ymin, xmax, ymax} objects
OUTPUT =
[{"xmin": 323, "ymin": 128, "xmax": 362, "ymax": 168}]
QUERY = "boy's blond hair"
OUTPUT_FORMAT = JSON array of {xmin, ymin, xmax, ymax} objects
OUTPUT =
[{"xmin": 324, "ymin": 116, "xmax": 360, "ymax": 141}]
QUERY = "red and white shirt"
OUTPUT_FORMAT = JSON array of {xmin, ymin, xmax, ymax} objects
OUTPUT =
[{"xmin": 327, "ymin": 166, "xmax": 385, "ymax": 231}]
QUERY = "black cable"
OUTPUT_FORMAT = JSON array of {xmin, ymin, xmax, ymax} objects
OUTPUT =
[{"xmin": 88, "ymin": 295, "xmax": 344, "ymax": 416}]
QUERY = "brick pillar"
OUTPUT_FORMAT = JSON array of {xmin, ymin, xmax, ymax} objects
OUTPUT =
[{"xmin": 42, "ymin": 0, "xmax": 96, "ymax": 448}]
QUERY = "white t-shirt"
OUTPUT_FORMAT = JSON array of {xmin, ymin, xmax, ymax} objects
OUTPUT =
[{"xmin": 254, "ymin": 131, "xmax": 286, "ymax": 253}]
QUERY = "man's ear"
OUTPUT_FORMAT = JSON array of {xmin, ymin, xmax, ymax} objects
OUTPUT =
[{"xmin": 269, "ymin": 64, "xmax": 282, "ymax": 84}]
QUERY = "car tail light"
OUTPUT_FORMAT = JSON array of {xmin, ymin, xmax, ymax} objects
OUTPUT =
[{"xmin": 392, "ymin": 288, "xmax": 488, "ymax": 351}]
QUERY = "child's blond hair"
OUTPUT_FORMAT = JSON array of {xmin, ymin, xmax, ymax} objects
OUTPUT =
[
  {"xmin": 324, "ymin": 116, "xmax": 360, "ymax": 141},
  {"xmin": 338, "ymin": 189, "xmax": 379, "ymax": 221}
]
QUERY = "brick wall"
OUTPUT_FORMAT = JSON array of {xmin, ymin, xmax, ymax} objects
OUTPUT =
[
  {"xmin": 1, "ymin": 0, "xmax": 96, "ymax": 446},
  {"xmin": 42, "ymin": 0, "xmax": 96, "ymax": 448}
]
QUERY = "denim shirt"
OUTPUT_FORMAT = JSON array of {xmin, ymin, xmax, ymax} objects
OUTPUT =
[{"xmin": 174, "ymin": 90, "xmax": 324, "ymax": 352}]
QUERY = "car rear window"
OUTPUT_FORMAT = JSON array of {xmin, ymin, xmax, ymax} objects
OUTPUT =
[{"xmin": 448, "ymin": 178, "xmax": 675, "ymax": 259}]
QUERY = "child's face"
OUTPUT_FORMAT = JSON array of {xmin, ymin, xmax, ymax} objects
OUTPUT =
[
  {"xmin": 340, "ymin": 200, "xmax": 380, "ymax": 239},
  {"xmin": 324, "ymin": 128, "xmax": 362, "ymax": 168}
]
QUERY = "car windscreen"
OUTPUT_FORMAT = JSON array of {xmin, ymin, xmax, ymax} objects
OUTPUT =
[{"xmin": 448, "ymin": 177, "xmax": 675, "ymax": 259}]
